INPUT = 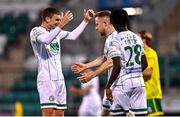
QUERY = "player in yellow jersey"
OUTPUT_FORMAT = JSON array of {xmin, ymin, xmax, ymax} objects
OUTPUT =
[{"xmin": 138, "ymin": 30, "xmax": 163, "ymax": 116}]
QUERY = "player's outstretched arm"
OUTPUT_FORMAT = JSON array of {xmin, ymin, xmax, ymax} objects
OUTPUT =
[
  {"xmin": 83, "ymin": 9, "xmax": 95, "ymax": 22},
  {"xmin": 77, "ymin": 69, "xmax": 94, "ymax": 83},
  {"xmin": 77, "ymin": 58, "xmax": 113, "ymax": 83},
  {"xmin": 60, "ymin": 9, "xmax": 95, "ymax": 40},
  {"xmin": 71, "ymin": 56, "xmax": 104, "ymax": 73},
  {"xmin": 93, "ymin": 58, "xmax": 113, "ymax": 77}
]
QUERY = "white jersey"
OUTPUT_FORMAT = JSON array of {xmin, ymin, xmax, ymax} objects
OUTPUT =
[
  {"xmin": 79, "ymin": 77, "xmax": 101, "ymax": 115},
  {"xmin": 108, "ymin": 30, "xmax": 145, "ymax": 89},
  {"xmin": 30, "ymin": 21, "xmax": 88, "ymax": 82},
  {"xmin": 103, "ymin": 31, "xmax": 118, "ymax": 80}
]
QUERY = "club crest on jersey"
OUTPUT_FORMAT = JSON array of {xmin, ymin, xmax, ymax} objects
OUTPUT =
[
  {"xmin": 49, "ymin": 42, "xmax": 60, "ymax": 54},
  {"xmin": 49, "ymin": 95, "xmax": 55, "ymax": 101}
]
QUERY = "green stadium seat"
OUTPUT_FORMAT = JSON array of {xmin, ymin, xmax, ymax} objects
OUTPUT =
[
  {"xmin": 169, "ymin": 56, "xmax": 180, "ymax": 65},
  {"xmin": 22, "ymin": 70, "xmax": 37, "ymax": 80},
  {"xmin": 13, "ymin": 80, "xmax": 37, "ymax": 92},
  {"xmin": 170, "ymin": 76, "xmax": 180, "ymax": 86},
  {"xmin": 14, "ymin": 92, "xmax": 39, "ymax": 103},
  {"xmin": 158, "ymin": 56, "xmax": 165, "ymax": 74},
  {"xmin": 6, "ymin": 33, "xmax": 16, "ymax": 45},
  {"xmin": 0, "ymin": 104, "xmax": 14, "ymax": 113},
  {"xmin": 0, "ymin": 93, "xmax": 15, "ymax": 103},
  {"xmin": 23, "ymin": 103, "xmax": 41, "ymax": 116},
  {"xmin": 15, "ymin": 12, "xmax": 29, "ymax": 33},
  {"xmin": 2, "ymin": 13, "xmax": 14, "ymax": 24},
  {"xmin": 169, "ymin": 56, "xmax": 180, "ymax": 74}
]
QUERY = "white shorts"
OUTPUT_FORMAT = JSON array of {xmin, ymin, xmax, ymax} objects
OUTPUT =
[
  {"xmin": 37, "ymin": 80, "xmax": 67, "ymax": 110},
  {"xmin": 110, "ymin": 86, "xmax": 147, "ymax": 116}
]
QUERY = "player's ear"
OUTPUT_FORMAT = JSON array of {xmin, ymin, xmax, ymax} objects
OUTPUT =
[{"xmin": 45, "ymin": 17, "xmax": 51, "ymax": 22}]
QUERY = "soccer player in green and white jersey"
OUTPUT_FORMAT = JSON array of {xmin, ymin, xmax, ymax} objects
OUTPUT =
[
  {"xmin": 105, "ymin": 9, "xmax": 148, "ymax": 116},
  {"xmin": 30, "ymin": 7, "xmax": 94, "ymax": 116}
]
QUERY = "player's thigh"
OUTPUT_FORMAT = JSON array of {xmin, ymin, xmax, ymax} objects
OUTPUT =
[
  {"xmin": 110, "ymin": 90, "xmax": 130, "ymax": 115},
  {"xmin": 130, "ymin": 87, "xmax": 147, "ymax": 115},
  {"xmin": 54, "ymin": 109, "xmax": 64, "ymax": 116},
  {"xmin": 42, "ymin": 108, "xmax": 55, "ymax": 116}
]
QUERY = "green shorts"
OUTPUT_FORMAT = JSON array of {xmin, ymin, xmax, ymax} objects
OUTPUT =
[{"xmin": 147, "ymin": 98, "xmax": 164, "ymax": 116}]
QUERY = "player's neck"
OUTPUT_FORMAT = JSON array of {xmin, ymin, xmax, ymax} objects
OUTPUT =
[
  {"xmin": 41, "ymin": 22, "xmax": 50, "ymax": 30},
  {"xmin": 106, "ymin": 26, "xmax": 115, "ymax": 37}
]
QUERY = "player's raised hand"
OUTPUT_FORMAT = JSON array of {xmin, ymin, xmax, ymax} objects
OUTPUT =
[
  {"xmin": 71, "ymin": 63, "xmax": 87, "ymax": 73},
  {"xmin": 77, "ymin": 69, "xmax": 95, "ymax": 83},
  {"xmin": 59, "ymin": 10, "xmax": 73, "ymax": 28},
  {"xmin": 84, "ymin": 9, "xmax": 95, "ymax": 22}
]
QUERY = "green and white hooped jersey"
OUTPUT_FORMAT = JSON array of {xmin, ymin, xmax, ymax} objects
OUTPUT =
[
  {"xmin": 103, "ymin": 31, "xmax": 118, "ymax": 80},
  {"xmin": 30, "ymin": 26, "xmax": 70, "ymax": 82},
  {"xmin": 30, "ymin": 20, "xmax": 88, "ymax": 82},
  {"xmin": 108, "ymin": 30, "xmax": 145, "ymax": 89}
]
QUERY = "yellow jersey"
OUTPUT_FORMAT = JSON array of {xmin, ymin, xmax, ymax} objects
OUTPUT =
[{"xmin": 144, "ymin": 47, "xmax": 162, "ymax": 99}]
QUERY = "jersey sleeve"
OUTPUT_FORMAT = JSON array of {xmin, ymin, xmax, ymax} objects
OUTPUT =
[
  {"xmin": 56, "ymin": 30, "xmax": 70, "ymax": 40},
  {"xmin": 107, "ymin": 39, "xmax": 121, "ymax": 59},
  {"xmin": 30, "ymin": 27, "xmax": 44, "ymax": 42},
  {"xmin": 56, "ymin": 20, "xmax": 88, "ymax": 41},
  {"xmin": 30, "ymin": 26, "xmax": 61, "ymax": 44}
]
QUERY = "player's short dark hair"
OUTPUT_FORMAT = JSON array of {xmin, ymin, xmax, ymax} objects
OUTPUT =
[
  {"xmin": 110, "ymin": 9, "xmax": 129, "ymax": 27},
  {"xmin": 95, "ymin": 10, "xmax": 111, "ymax": 18},
  {"xmin": 138, "ymin": 30, "xmax": 153, "ymax": 47},
  {"xmin": 41, "ymin": 7, "xmax": 60, "ymax": 21}
]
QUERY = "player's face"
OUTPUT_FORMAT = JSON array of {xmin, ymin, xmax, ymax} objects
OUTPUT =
[
  {"xmin": 48, "ymin": 14, "xmax": 61, "ymax": 29},
  {"xmin": 95, "ymin": 17, "xmax": 106, "ymax": 37}
]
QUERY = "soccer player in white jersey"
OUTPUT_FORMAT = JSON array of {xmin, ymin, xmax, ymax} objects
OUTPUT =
[
  {"xmin": 71, "ymin": 10, "xmax": 116, "ymax": 116},
  {"xmin": 104, "ymin": 9, "xmax": 148, "ymax": 116},
  {"xmin": 70, "ymin": 68, "xmax": 101, "ymax": 116},
  {"xmin": 30, "ymin": 7, "xmax": 94, "ymax": 116}
]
